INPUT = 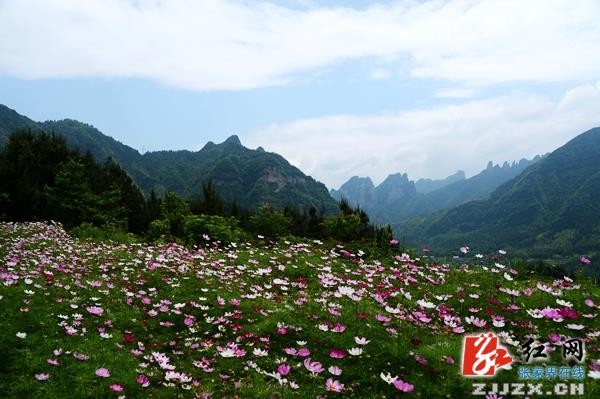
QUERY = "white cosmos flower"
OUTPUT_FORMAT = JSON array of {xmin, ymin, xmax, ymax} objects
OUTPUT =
[
  {"xmin": 219, "ymin": 348, "xmax": 236, "ymax": 358},
  {"xmin": 385, "ymin": 306, "xmax": 401, "ymax": 314},
  {"xmin": 567, "ymin": 324, "xmax": 585, "ymax": 330},
  {"xmin": 416, "ymin": 299, "xmax": 436, "ymax": 309},
  {"xmin": 556, "ymin": 299, "xmax": 573, "ymax": 307},
  {"xmin": 354, "ymin": 337, "xmax": 370, "ymax": 345},
  {"xmin": 253, "ymin": 348, "xmax": 268, "ymax": 357},
  {"xmin": 16, "ymin": 332, "xmax": 27, "ymax": 339},
  {"xmin": 503, "ymin": 273, "xmax": 513, "ymax": 281},
  {"xmin": 348, "ymin": 347, "xmax": 363, "ymax": 356},
  {"xmin": 380, "ymin": 372, "xmax": 397, "ymax": 384}
]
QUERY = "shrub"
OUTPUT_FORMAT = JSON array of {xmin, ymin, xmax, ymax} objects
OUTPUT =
[{"xmin": 183, "ymin": 214, "xmax": 247, "ymax": 244}]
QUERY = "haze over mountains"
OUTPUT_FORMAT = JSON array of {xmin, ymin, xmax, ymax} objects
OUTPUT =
[
  {"xmin": 331, "ymin": 156, "xmax": 542, "ymax": 225},
  {"xmin": 400, "ymin": 127, "xmax": 600, "ymax": 256},
  {"xmin": 2, "ymin": 103, "xmax": 600, "ymax": 258}
]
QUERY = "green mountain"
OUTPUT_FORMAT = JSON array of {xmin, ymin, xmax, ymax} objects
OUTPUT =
[
  {"xmin": 0, "ymin": 105, "xmax": 337, "ymax": 212},
  {"xmin": 399, "ymin": 127, "xmax": 600, "ymax": 256},
  {"xmin": 331, "ymin": 157, "xmax": 540, "ymax": 225},
  {"xmin": 414, "ymin": 170, "xmax": 465, "ymax": 194}
]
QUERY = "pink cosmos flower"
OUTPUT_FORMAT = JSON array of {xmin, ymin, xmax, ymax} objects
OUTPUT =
[
  {"xmin": 136, "ymin": 374, "xmax": 150, "ymax": 388},
  {"xmin": 277, "ymin": 363, "xmax": 291, "ymax": 377},
  {"xmin": 109, "ymin": 384, "xmax": 124, "ymax": 392},
  {"xmin": 328, "ymin": 365, "xmax": 342, "ymax": 375},
  {"xmin": 325, "ymin": 378, "xmax": 344, "ymax": 392},
  {"xmin": 548, "ymin": 332, "xmax": 561, "ymax": 344},
  {"xmin": 303, "ymin": 358, "xmax": 324, "ymax": 374},
  {"xmin": 86, "ymin": 306, "xmax": 103, "ymax": 316},
  {"xmin": 284, "ymin": 347, "xmax": 297, "ymax": 356},
  {"xmin": 414, "ymin": 353, "xmax": 428, "ymax": 365},
  {"xmin": 460, "ymin": 246, "xmax": 470, "ymax": 254},
  {"xmin": 443, "ymin": 355, "xmax": 455, "ymax": 364},
  {"xmin": 35, "ymin": 373, "xmax": 50, "ymax": 381},
  {"xmin": 580, "ymin": 256, "xmax": 592, "ymax": 265},
  {"xmin": 95, "ymin": 368, "xmax": 110, "ymax": 378},
  {"xmin": 393, "ymin": 379, "xmax": 414, "ymax": 392},
  {"xmin": 184, "ymin": 316, "xmax": 195, "ymax": 327}
]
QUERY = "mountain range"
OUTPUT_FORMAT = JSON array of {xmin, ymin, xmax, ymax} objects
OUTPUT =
[
  {"xmin": 0, "ymin": 104, "xmax": 337, "ymax": 212},
  {"xmin": 399, "ymin": 127, "xmax": 600, "ymax": 256},
  {"xmin": 2, "ymin": 103, "xmax": 599, "ymax": 258},
  {"xmin": 331, "ymin": 156, "xmax": 542, "ymax": 225}
]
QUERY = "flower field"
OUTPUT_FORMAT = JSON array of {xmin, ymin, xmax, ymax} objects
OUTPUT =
[{"xmin": 1, "ymin": 222, "xmax": 599, "ymax": 398}]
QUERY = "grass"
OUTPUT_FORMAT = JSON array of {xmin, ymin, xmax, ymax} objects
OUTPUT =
[{"xmin": 0, "ymin": 221, "xmax": 599, "ymax": 398}]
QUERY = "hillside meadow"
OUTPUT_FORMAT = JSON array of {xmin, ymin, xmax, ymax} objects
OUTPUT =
[{"xmin": 1, "ymin": 222, "xmax": 598, "ymax": 398}]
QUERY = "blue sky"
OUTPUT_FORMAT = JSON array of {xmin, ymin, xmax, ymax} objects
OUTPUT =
[{"xmin": 1, "ymin": 0, "xmax": 600, "ymax": 188}]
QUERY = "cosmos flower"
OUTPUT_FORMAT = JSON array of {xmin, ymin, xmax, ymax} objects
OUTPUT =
[
  {"xmin": 34, "ymin": 373, "xmax": 50, "ymax": 381},
  {"xmin": 380, "ymin": 372, "xmax": 397, "ymax": 384},
  {"xmin": 303, "ymin": 359, "xmax": 324, "ymax": 374},
  {"xmin": 393, "ymin": 379, "xmax": 414, "ymax": 392},
  {"xmin": 325, "ymin": 378, "xmax": 344, "ymax": 392},
  {"xmin": 354, "ymin": 337, "xmax": 370, "ymax": 345},
  {"xmin": 137, "ymin": 375, "xmax": 150, "ymax": 388},
  {"xmin": 86, "ymin": 306, "xmax": 103, "ymax": 316},
  {"xmin": 277, "ymin": 363, "xmax": 291, "ymax": 377},
  {"xmin": 109, "ymin": 384, "xmax": 124, "ymax": 392},
  {"xmin": 580, "ymin": 256, "xmax": 592, "ymax": 265},
  {"xmin": 95, "ymin": 368, "xmax": 110, "ymax": 378}
]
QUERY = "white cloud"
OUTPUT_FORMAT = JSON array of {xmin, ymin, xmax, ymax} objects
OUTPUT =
[
  {"xmin": 0, "ymin": 0, "xmax": 599, "ymax": 90},
  {"xmin": 434, "ymin": 88, "xmax": 476, "ymax": 98},
  {"xmin": 369, "ymin": 68, "xmax": 392, "ymax": 80},
  {"xmin": 246, "ymin": 83, "xmax": 600, "ymax": 188}
]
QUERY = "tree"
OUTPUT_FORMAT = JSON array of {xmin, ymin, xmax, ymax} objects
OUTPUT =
[
  {"xmin": 249, "ymin": 204, "xmax": 291, "ymax": 239},
  {"xmin": 45, "ymin": 158, "xmax": 97, "ymax": 228}
]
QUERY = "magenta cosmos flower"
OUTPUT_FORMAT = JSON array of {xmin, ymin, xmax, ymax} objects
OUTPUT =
[
  {"xmin": 95, "ymin": 368, "xmax": 110, "ymax": 378},
  {"xmin": 393, "ymin": 379, "xmax": 414, "ymax": 392},
  {"xmin": 325, "ymin": 378, "xmax": 344, "ymax": 392},
  {"xmin": 329, "ymin": 348, "xmax": 346, "ymax": 359},
  {"xmin": 303, "ymin": 358, "xmax": 324, "ymax": 374},
  {"xmin": 109, "ymin": 384, "xmax": 124, "ymax": 392},
  {"xmin": 277, "ymin": 363, "xmax": 291, "ymax": 376},
  {"xmin": 86, "ymin": 306, "xmax": 103, "ymax": 316},
  {"xmin": 137, "ymin": 375, "xmax": 150, "ymax": 387},
  {"xmin": 580, "ymin": 256, "xmax": 592, "ymax": 265}
]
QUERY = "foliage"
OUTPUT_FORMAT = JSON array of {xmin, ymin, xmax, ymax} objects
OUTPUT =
[
  {"xmin": 147, "ymin": 219, "xmax": 171, "ymax": 244},
  {"xmin": 0, "ymin": 105, "xmax": 338, "ymax": 213},
  {"xmin": 0, "ymin": 130, "xmax": 148, "ymax": 232},
  {"xmin": 183, "ymin": 214, "xmax": 248, "ymax": 244},
  {"xmin": 70, "ymin": 222, "xmax": 139, "ymax": 244},
  {"xmin": 249, "ymin": 204, "xmax": 292, "ymax": 239}
]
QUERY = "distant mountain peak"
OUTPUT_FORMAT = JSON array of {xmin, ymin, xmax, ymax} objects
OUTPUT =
[{"xmin": 223, "ymin": 134, "xmax": 242, "ymax": 146}]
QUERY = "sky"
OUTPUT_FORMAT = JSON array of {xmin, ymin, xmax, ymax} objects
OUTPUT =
[{"xmin": 1, "ymin": 0, "xmax": 600, "ymax": 189}]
